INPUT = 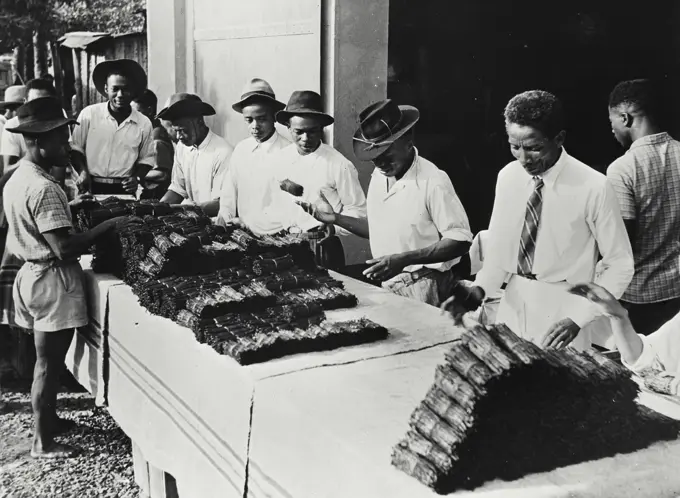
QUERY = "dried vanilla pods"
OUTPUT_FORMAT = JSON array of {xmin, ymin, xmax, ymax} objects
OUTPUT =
[{"xmin": 392, "ymin": 324, "xmax": 680, "ymax": 493}]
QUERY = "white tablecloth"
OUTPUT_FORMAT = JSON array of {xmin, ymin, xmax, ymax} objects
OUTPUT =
[{"xmin": 65, "ymin": 258, "xmax": 680, "ymax": 498}]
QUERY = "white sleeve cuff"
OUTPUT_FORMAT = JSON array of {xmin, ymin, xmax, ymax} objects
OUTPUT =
[{"xmin": 621, "ymin": 336, "xmax": 659, "ymax": 374}]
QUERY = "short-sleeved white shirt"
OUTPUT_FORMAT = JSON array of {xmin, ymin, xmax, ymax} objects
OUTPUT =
[
  {"xmin": 69, "ymin": 102, "xmax": 154, "ymax": 178},
  {"xmin": 169, "ymin": 130, "xmax": 233, "ymax": 204}
]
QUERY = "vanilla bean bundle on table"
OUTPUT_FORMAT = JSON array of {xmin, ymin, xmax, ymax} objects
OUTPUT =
[{"xmin": 392, "ymin": 324, "xmax": 680, "ymax": 493}]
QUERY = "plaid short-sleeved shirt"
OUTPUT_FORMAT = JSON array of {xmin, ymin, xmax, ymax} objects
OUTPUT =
[
  {"xmin": 607, "ymin": 132, "xmax": 680, "ymax": 303},
  {"xmin": 3, "ymin": 160, "xmax": 73, "ymax": 262}
]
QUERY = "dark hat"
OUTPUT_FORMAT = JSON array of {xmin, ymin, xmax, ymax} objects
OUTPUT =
[
  {"xmin": 92, "ymin": 58, "xmax": 148, "ymax": 97},
  {"xmin": 352, "ymin": 99, "xmax": 419, "ymax": 161},
  {"xmin": 5, "ymin": 97, "xmax": 77, "ymax": 135},
  {"xmin": 0, "ymin": 85, "xmax": 27, "ymax": 111},
  {"xmin": 275, "ymin": 91, "xmax": 334, "ymax": 127},
  {"xmin": 156, "ymin": 93, "xmax": 216, "ymax": 121},
  {"xmin": 232, "ymin": 78, "xmax": 286, "ymax": 114}
]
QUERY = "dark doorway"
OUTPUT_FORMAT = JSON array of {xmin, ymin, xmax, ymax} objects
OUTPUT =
[{"xmin": 388, "ymin": 0, "xmax": 680, "ymax": 233}]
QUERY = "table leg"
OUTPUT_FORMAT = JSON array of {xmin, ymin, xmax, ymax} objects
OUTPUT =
[{"xmin": 132, "ymin": 441, "xmax": 180, "ymax": 498}]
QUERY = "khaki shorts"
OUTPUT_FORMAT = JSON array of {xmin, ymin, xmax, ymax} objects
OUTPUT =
[{"xmin": 13, "ymin": 260, "xmax": 88, "ymax": 332}]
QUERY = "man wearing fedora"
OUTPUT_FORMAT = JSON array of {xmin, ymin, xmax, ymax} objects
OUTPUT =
[
  {"xmin": 272, "ymin": 90, "xmax": 366, "ymax": 270},
  {"xmin": 218, "ymin": 78, "xmax": 291, "ymax": 234},
  {"xmin": 0, "ymin": 85, "xmax": 27, "ymax": 139},
  {"xmin": 158, "ymin": 93, "xmax": 233, "ymax": 217},
  {"xmin": 3, "ymin": 97, "xmax": 139, "ymax": 457},
  {"xmin": 298, "ymin": 99, "xmax": 473, "ymax": 307},
  {"xmin": 70, "ymin": 58, "xmax": 154, "ymax": 195}
]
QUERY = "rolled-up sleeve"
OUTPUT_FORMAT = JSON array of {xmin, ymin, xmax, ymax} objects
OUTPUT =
[
  {"xmin": 429, "ymin": 172, "xmax": 473, "ymax": 243},
  {"xmin": 333, "ymin": 159, "xmax": 367, "ymax": 235},
  {"xmin": 168, "ymin": 150, "xmax": 187, "ymax": 199},
  {"xmin": 210, "ymin": 147, "xmax": 233, "ymax": 199},
  {"xmin": 32, "ymin": 187, "xmax": 72, "ymax": 234},
  {"xmin": 567, "ymin": 182, "xmax": 634, "ymax": 328},
  {"xmin": 69, "ymin": 108, "xmax": 90, "ymax": 154},
  {"xmin": 137, "ymin": 120, "xmax": 155, "ymax": 167}
]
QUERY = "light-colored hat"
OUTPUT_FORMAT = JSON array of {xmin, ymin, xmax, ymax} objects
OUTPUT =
[
  {"xmin": 232, "ymin": 78, "xmax": 286, "ymax": 114},
  {"xmin": 0, "ymin": 85, "xmax": 27, "ymax": 111}
]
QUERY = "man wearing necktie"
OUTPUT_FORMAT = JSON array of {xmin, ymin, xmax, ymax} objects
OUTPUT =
[{"xmin": 444, "ymin": 90, "xmax": 634, "ymax": 351}]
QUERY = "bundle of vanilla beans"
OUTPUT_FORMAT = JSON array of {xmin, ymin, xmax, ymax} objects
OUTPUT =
[{"xmin": 392, "ymin": 324, "xmax": 680, "ymax": 493}]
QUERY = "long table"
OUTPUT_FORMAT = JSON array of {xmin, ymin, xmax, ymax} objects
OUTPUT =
[{"xmin": 66, "ymin": 258, "xmax": 680, "ymax": 498}]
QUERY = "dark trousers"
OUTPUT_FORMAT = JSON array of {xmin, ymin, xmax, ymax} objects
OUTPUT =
[{"xmin": 621, "ymin": 297, "xmax": 680, "ymax": 336}]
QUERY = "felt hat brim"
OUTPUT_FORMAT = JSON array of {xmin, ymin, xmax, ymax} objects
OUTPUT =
[
  {"xmin": 0, "ymin": 101, "xmax": 24, "ymax": 112},
  {"xmin": 275, "ymin": 109, "xmax": 334, "ymax": 127},
  {"xmin": 6, "ymin": 117, "xmax": 78, "ymax": 135},
  {"xmin": 156, "ymin": 100, "xmax": 216, "ymax": 121},
  {"xmin": 352, "ymin": 106, "xmax": 420, "ymax": 161},
  {"xmin": 232, "ymin": 93, "xmax": 286, "ymax": 114},
  {"xmin": 92, "ymin": 59, "xmax": 148, "ymax": 97}
]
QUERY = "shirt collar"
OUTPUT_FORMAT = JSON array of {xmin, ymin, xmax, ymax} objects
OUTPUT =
[
  {"xmin": 628, "ymin": 132, "xmax": 670, "ymax": 152},
  {"xmin": 372, "ymin": 147, "xmax": 422, "ymax": 197},
  {"xmin": 23, "ymin": 159, "xmax": 58, "ymax": 183},
  {"xmin": 523, "ymin": 147, "xmax": 568, "ymax": 188},
  {"xmin": 250, "ymin": 131, "xmax": 279, "ymax": 153},
  {"xmin": 106, "ymin": 104, "xmax": 140, "ymax": 125},
  {"xmin": 195, "ymin": 130, "xmax": 214, "ymax": 151}
]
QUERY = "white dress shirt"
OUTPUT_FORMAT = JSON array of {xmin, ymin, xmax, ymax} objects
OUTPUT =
[
  {"xmin": 218, "ymin": 131, "xmax": 290, "ymax": 234},
  {"xmin": 169, "ymin": 130, "xmax": 233, "ymax": 205},
  {"xmin": 271, "ymin": 143, "xmax": 367, "ymax": 234},
  {"xmin": 70, "ymin": 102, "xmax": 154, "ymax": 178},
  {"xmin": 367, "ymin": 149, "xmax": 472, "ymax": 272},
  {"xmin": 476, "ymin": 149, "xmax": 634, "ymax": 329},
  {"xmin": 2, "ymin": 115, "xmax": 27, "ymax": 160}
]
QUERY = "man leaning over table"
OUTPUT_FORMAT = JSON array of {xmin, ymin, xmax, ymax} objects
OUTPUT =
[
  {"xmin": 158, "ymin": 93, "xmax": 233, "ymax": 217},
  {"xmin": 3, "ymin": 97, "xmax": 139, "ymax": 457},
  {"xmin": 70, "ymin": 58, "xmax": 154, "ymax": 195},
  {"xmin": 442, "ymin": 90, "xmax": 634, "ymax": 351},
  {"xmin": 298, "ymin": 99, "xmax": 473, "ymax": 307},
  {"xmin": 217, "ymin": 78, "xmax": 291, "ymax": 233}
]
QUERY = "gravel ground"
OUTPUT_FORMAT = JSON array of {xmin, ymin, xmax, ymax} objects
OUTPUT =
[{"xmin": 0, "ymin": 380, "xmax": 140, "ymax": 498}]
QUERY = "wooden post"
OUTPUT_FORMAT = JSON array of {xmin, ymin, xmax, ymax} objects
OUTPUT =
[
  {"xmin": 49, "ymin": 40, "xmax": 64, "ymax": 103},
  {"xmin": 11, "ymin": 45, "xmax": 25, "ymax": 84},
  {"xmin": 33, "ymin": 29, "xmax": 48, "ymax": 78},
  {"xmin": 72, "ymin": 49, "xmax": 83, "ymax": 116}
]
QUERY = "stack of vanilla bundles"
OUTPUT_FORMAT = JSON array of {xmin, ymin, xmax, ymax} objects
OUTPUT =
[{"xmin": 392, "ymin": 324, "xmax": 680, "ymax": 493}]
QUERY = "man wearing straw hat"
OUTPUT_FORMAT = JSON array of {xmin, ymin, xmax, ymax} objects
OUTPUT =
[
  {"xmin": 298, "ymin": 99, "xmax": 473, "ymax": 306},
  {"xmin": 70, "ymin": 58, "xmax": 154, "ymax": 195},
  {"xmin": 158, "ymin": 93, "xmax": 233, "ymax": 216},
  {"xmin": 218, "ymin": 78, "xmax": 291, "ymax": 234},
  {"xmin": 272, "ymin": 90, "xmax": 367, "ymax": 270},
  {"xmin": 3, "ymin": 97, "xmax": 139, "ymax": 457}
]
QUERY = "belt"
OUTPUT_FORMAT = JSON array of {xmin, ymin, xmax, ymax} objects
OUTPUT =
[{"xmin": 91, "ymin": 176, "xmax": 125, "ymax": 184}]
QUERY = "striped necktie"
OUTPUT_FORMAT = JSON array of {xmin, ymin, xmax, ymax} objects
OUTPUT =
[{"xmin": 517, "ymin": 176, "xmax": 544, "ymax": 276}]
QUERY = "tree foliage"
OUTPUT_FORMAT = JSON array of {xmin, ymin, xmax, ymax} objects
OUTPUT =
[{"xmin": 0, "ymin": 0, "xmax": 146, "ymax": 52}]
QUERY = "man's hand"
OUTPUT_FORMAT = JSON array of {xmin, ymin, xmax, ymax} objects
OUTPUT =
[
  {"xmin": 440, "ymin": 283, "xmax": 485, "ymax": 324},
  {"xmin": 363, "ymin": 254, "xmax": 409, "ymax": 282},
  {"xmin": 568, "ymin": 282, "xmax": 628, "ymax": 319},
  {"xmin": 296, "ymin": 191, "xmax": 337, "ymax": 224},
  {"xmin": 122, "ymin": 176, "xmax": 138, "ymax": 195},
  {"xmin": 541, "ymin": 318, "xmax": 581, "ymax": 349},
  {"xmin": 68, "ymin": 193, "xmax": 94, "ymax": 208},
  {"xmin": 76, "ymin": 170, "xmax": 91, "ymax": 193}
]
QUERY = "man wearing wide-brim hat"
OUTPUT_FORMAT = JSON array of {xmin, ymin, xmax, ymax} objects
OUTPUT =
[
  {"xmin": 270, "ymin": 90, "xmax": 366, "ymax": 270},
  {"xmin": 298, "ymin": 99, "xmax": 473, "ymax": 306},
  {"xmin": 70, "ymin": 58, "xmax": 154, "ymax": 196},
  {"xmin": 217, "ymin": 78, "xmax": 291, "ymax": 234},
  {"xmin": 158, "ymin": 93, "xmax": 233, "ymax": 217},
  {"xmin": 0, "ymin": 85, "xmax": 27, "ymax": 133},
  {"xmin": 3, "ymin": 97, "xmax": 139, "ymax": 457}
]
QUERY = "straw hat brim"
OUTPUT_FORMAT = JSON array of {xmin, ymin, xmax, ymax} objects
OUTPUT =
[
  {"xmin": 352, "ymin": 106, "xmax": 420, "ymax": 161},
  {"xmin": 156, "ymin": 100, "xmax": 216, "ymax": 121},
  {"xmin": 92, "ymin": 59, "xmax": 148, "ymax": 97},
  {"xmin": 232, "ymin": 93, "xmax": 286, "ymax": 114},
  {"xmin": 6, "ymin": 117, "xmax": 78, "ymax": 135},
  {"xmin": 275, "ymin": 109, "xmax": 334, "ymax": 127}
]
